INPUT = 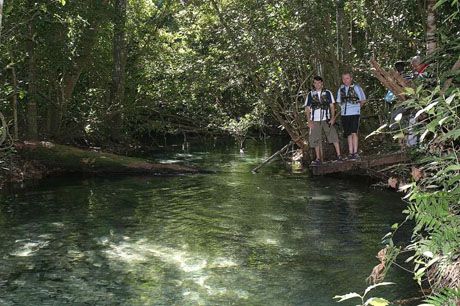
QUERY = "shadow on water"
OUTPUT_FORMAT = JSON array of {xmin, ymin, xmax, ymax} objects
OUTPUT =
[{"xmin": 0, "ymin": 139, "xmax": 420, "ymax": 305}]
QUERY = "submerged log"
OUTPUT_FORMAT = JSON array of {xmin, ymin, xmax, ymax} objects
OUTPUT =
[
  {"xmin": 251, "ymin": 141, "xmax": 293, "ymax": 173},
  {"xmin": 15, "ymin": 141, "xmax": 200, "ymax": 176},
  {"xmin": 310, "ymin": 152, "xmax": 409, "ymax": 175}
]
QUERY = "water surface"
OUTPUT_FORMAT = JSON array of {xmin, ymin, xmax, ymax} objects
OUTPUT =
[{"xmin": 0, "ymin": 142, "xmax": 418, "ymax": 305}]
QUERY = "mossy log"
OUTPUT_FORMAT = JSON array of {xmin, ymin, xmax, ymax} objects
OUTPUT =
[{"xmin": 15, "ymin": 141, "xmax": 200, "ymax": 175}]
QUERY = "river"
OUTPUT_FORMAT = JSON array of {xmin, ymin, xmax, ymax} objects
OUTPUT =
[{"xmin": 0, "ymin": 140, "xmax": 418, "ymax": 305}]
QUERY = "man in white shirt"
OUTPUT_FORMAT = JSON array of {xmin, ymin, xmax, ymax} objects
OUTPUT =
[
  {"xmin": 305, "ymin": 76, "xmax": 342, "ymax": 165},
  {"xmin": 336, "ymin": 72, "xmax": 366, "ymax": 160}
]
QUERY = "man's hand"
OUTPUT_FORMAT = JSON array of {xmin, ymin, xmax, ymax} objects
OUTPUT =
[
  {"xmin": 308, "ymin": 121, "xmax": 314, "ymax": 129},
  {"xmin": 329, "ymin": 118, "xmax": 336, "ymax": 126}
]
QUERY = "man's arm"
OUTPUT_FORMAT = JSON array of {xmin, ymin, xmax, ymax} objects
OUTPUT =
[
  {"xmin": 305, "ymin": 107, "xmax": 313, "ymax": 129},
  {"xmin": 329, "ymin": 104, "xmax": 336, "ymax": 125},
  {"xmin": 304, "ymin": 93, "xmax": 313, "ymax": 128},
  {"xmin": 328, "ymin": 91, "xmax": 336, "ymax": 125},
  {"xmin": 356, "ymin": 85, "xmax": 366, "ymax": 107}
]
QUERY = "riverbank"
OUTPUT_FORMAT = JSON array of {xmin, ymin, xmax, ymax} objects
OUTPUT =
[
  {"xmin": 1, "ymin": 138, "xmax": 417, "ymax": 192},
  {"xmin": 0, "ymin": 141, "xmax": 202, "ymax": 190}
]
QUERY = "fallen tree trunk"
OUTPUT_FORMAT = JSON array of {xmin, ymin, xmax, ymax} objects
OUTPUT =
[{"xmin": 14, "ymin": 141, "xmax": 200, "ymax": 176}]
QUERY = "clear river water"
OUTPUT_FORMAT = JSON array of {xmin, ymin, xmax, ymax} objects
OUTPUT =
[{"xmin": 0, "ymin": 141, "xmax": 419, "ymax": 305}]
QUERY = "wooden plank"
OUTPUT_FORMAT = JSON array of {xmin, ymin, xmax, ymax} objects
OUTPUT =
[{"xmin": 310, "ymin": 152, "xmax": 408, "ymax": 175}]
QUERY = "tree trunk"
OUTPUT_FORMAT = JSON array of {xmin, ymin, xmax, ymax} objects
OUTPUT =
[
  {"xmin": 49, "ymin": 0, "xmax": 109, "ymax": 137},
  {"xmin": 426, "ymin": 0, "xmax": 437, "ymax": 55},
  {"xmin": 335, "ymin": 0, "xmax": 343, "ymax": 62},
  {"xmin": 26, "ymin": 3, "xmax": 39, "ymax": 140},
  {"xmin": 10, "ymin": 66, "xmax": 18, "ymax": 140},
  {"xmin": 336, "ymin": 0, "xmax": 350, "ymax": 69},
  {"xmin": 109, "ymin": 0, "xmax": 128, "ymax": 140},
  {"xmin": 0, "ymin": 0, "xmax": 4, "ymax": 39}
]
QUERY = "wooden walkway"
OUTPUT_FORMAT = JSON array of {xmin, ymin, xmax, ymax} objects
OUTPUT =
[{"xmin": 310, "ymin": 152, "xmax": 409, "ymax": 175}]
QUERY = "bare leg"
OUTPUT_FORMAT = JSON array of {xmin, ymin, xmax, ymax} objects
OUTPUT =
[
  {"xmin": 352, "ymin": 133, "xmax": 359, "ymax": 154},
  {"xmin": 347, "ymin": 135, "xmax": 353, "ymax": 155},
  {"xmin": 314, "ymin": 146, "xmax": 321, "ymax": 160},
  {"xmin": 333, "ymin": 142, "xmax": 341, "ymax": 157}
]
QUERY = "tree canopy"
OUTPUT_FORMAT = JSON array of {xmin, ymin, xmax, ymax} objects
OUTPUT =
[{"xmin": 1, "ymin": 0, "xmax": 457, "ymax": 147}]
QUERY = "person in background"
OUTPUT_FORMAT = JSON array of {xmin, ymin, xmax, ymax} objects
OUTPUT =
[
  {"xmin": 384, "ymin": 61, "xmax": 408, "ymax": 104},
  {"xmin": 406, "ymin": 55, "xmax": 434, "ymax": 147},
  {"xmin": 305, "ymin": 76, "xmax": 342, "ymax": 165},
  {"xmin": 410, "ymin": 55, "xmax": 429, "ymax": 79},
  {"xmin": 336, "ymin": 72, "xmax": 366, "ymax": 160}
]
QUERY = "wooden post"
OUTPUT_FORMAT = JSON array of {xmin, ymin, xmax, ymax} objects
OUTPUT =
[{"xmin": 11, "ymin": 66, "xmax": 19, "ymax": 140}]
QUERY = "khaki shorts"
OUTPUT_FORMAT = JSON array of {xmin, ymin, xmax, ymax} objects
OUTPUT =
[{"xmin": 309, "ymin": 121, "xmax": 339, "ymax": 147}]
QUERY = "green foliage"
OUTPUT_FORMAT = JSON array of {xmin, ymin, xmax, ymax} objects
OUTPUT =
[
  {"xmin": 366, "ymin": 66, "xmax": 460, "ymax": 305},
  {"xmin": 0, "ymin": 0, "xmax": 439, "ymax": 146},
  {"xmin": 333, "ymin": 282, "xmax": 394, "ymax": 306},
  {"xmin": 420, "ymin": 288, "xmax": 460, "ymax": 306},
  {"xmin": 221, "ymin": 103, "xmax": 267, "ymax": 149}
]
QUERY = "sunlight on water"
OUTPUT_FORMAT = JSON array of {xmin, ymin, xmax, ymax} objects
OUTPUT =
[
  {"xmin": 261, "ymin": 213, "xmax": 288, "ymax": 222},
  {"xmin": 10, "ymin": 239, "xmax": 50, "ymax": 257},
  {"xmin": 0, "ymin": 142, "xmax": 419, "ymax": 305},
  {"xmin": 105, "ymin": 239, "xmax": 210, "ymax": 273},
  {"xmin": 158, "ymin": 159, "xmax": 182, "ymax": 164},
  {"xmin": 310, "ymin": 194, "xmax": 335, "ymax": 201},
  {"xmin": 209, "ymin": 257, "xmax": 238, "ymax": 268}
]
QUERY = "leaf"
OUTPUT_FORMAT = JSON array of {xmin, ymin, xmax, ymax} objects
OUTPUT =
[
  {"xmin": 382, "ymin": 232, "xmax": 392, "ymax": 239},
  {"xmin": 399, "ymin": 183, "xmax": 414, "ymax": 191},
  {"xmin": 363, "ymin": 282, "xmax": 395, "ymax": 297},
  {"xmin": 366, "ymin": 124, "xmax": 388, "ymax": 139},
  {"xmin": 442, "ymin": 128, "xmax": 460, "ymax": 140},
  {"xmin": 59, "ymin": 0, "xmax": 67, "ymax": 5},
  {"xmin": 394, "ymin": 113, "xmax": 402, "ymax": 122},
  {"xmin": 438, "ymin": 116, "xmax": 449, "ymax": 126},
  {"xmin": 393, "ymin": 132, "xmax": 405, "ymax": 140},
  {"xmin": 423, "ymin": 251, "xmax": 434, "ymax": 258},
  {"xmin": 445, "ymin": 94, "xmax": 455, "ymax": 105},
  {"xmin": 365, "ymin": 297, "xmax": 390, "ymax": 306},
  {"xmin": 414, "ymin": 101, "xmax": 438, "ymax": 119},
  {"xmin": 433, "ymin": 0, "xmax": 449, "ymax": 9},
  {"xmin": 441, "ymin": 165, "xmax": 460, "ymax": 173},
  {"xmin": 404, "ymin": 87, "xmax": 415, "ymax": 95},
  {"xmin": 333, "ymin": 292, "xmax": 362, "ymax": 302}
]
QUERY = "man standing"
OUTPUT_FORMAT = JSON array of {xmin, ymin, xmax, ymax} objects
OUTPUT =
[
  {"xmin": 336, "ymin": 72, "xmax": 366, "ymax": 160},
  {"xmin": 305, "ymin": 76, "xmax": 342, "ymax": 165}
]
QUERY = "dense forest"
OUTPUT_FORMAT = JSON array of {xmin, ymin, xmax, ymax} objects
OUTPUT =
[
  {"xmin": 0, "ymin": 0, "xmax": 459, "ymax": 304},
  {"xmin": 0, "ymin": 0, "xmax": 455, "ymax": 146}
]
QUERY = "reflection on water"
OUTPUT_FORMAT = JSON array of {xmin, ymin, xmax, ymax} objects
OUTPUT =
[{"xmin": 0, "ymin": 141, "xmax": 418, "ymax": 305}]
